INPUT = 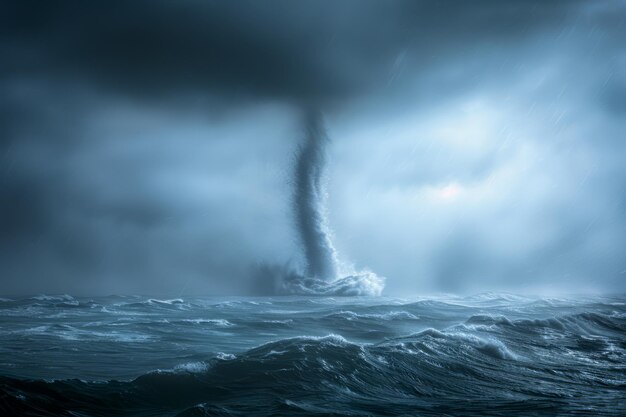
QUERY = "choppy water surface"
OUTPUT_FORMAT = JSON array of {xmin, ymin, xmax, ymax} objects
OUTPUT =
[{"xmin": 0, "ymin": 293, "xmax": 624, "ymax": 416}]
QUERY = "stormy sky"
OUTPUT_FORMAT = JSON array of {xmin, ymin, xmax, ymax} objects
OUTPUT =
[{"xmin": 1, "ymin": 0, "xmax": 625, "ymax": 296}]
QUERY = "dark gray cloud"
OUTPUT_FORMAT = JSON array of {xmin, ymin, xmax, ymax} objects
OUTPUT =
[
  {"xmin": 0, "ymin": 0, "xmax": 625, "ymax": 295},
  {"xmin": 1, "ymin": 0, "xmax": 586, "ymax": 105}
]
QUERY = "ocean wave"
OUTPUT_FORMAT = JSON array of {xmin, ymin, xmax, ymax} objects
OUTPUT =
[
  {"xmin": 1, "ymin": 295, "xmax": 625, "ymax": 416},
  {"xmin": 389, "ymin": 327, "xmax": 520, "ymax": 361},
  {"xmin": 119, "ymin": 298, "xmax": 193, "ymax": 311},
  {"xmin": 16, "ymin": 324, "xmax": 153, "ymax": 342},
  {"xmin": 0, "ymin": 325, "xmax": 624, "ymax": 417},
  {"xmin": 464, "ymin": 311, "xmax": 626, "ymax": 335},
  {"xmin": 324, "ymin": 310, "xmax": 419, "ymax": 321},
  {"xmin": 148, "ymin": 298, "xmax": 185, "ymax": 305},
  {"xmin": 173, "ymin": 361, "xmax": 210, "ymax": 373},
  {"xmin": 463, "ymin": 292, "xmax": 539, "ymax": 303},
  {"xmin": 31, "ymin": 294, "xmax": 75, "ymax": 302},
  {"xmin": 179, "ymin": 318, "xmax": 233, "ymax": 326},
  {"xmin": 465, "ymin": 314, "xmax": 514, "ymax": 326},
  {"xmin": 213, "ymin": 300, "xmax": 272, "ymax": 309}
]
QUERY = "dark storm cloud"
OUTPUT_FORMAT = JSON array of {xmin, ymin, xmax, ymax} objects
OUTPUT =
[
  {"xmin": 1, "ymin": 0, "xmax": 625, "ymax": 295},
  {"xmin": 1, "ymin": 0, "xmax": 584, "ymax": 106}
]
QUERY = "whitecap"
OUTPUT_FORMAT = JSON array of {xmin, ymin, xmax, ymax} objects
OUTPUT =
[
  {"xmin": 181, "ymin": 318, "xmax": 232, "ymax": 326},
  {"xmin": 216, "ymin": 352, "xmax": 236, "ymax": 360},
  {"xmin": 174, "ymin": 362, "xmax": 209, "ymax": 373},
  {"xmin": 31, "ymin": 294, "xmax": 75, "ymax": 302}
]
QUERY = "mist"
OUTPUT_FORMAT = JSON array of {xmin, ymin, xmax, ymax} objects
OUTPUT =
[{"xmin": 1, "ymin": 1, "xmax": 625, "ymax": 296}]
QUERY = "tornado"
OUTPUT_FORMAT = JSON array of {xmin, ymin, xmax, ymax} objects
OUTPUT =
[{"xmin": 293, "ymin": 111, "xmax": 339, "ymax": 281}]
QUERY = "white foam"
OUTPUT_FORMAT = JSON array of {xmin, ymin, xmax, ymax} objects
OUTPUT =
[
  {"xmin": 174, "ymin": 362, "xmax": 209, "ymax": 373},
  {"xmin": 216, "ymin": 352, "xmax": 236, "ymax": 360},
  {"xmin": 182, "ymin": 318, "xmax": 232, "ymax": 326},
  {"xmin": 279, "ymin": 271, "xmax": 385, "ymax": 296},
  {"xmin": 32, "ymin": 294, "xmax": 75, "ymax": 302}
]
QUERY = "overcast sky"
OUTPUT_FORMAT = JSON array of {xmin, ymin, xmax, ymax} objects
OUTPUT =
[{"xmin": 1, "ymin": 0, "xmax": 625, "ymax": 296}]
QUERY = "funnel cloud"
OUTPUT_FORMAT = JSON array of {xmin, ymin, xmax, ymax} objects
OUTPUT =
[
  {"xmin": 270, "ymin": 110, "xmax": 384, "ymax": 296},
  {"xmin": 294, "ymin": 111, "xmax": 338, "ymax": 281}
]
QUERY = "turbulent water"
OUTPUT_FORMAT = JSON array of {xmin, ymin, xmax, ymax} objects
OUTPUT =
[{"xmin": 0, "ymin": 294, "xmax": 624, "ymax": 416}]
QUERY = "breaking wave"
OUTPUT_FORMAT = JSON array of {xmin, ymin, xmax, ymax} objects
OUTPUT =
[
  {"xmin": 0, "ymin": 294, "xmax": 625, "ymax": 416},
  {"xmin": 2, "ymin": 318, "xmax": 624, "ymax": 416}
]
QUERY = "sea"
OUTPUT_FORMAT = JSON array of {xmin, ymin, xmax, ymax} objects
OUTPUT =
[{"xmin": 0, "ymin": 293, "xmax": 624, "ymax": 416}]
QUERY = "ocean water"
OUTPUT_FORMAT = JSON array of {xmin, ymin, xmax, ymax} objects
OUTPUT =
[{"xmin": 0, "ymin": 294, "xmax": 624, "ymax": 416}]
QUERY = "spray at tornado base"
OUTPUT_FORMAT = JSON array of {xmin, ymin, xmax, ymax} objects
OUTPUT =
[{"xmin": 264, "ymin": 110, "xmax": 384, "ymax": 296}]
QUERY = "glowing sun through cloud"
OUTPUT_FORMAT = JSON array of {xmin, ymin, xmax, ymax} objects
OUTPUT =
[{"xmin": 438, "ymin": 183, "xmax": 462, "ymax": 200}]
